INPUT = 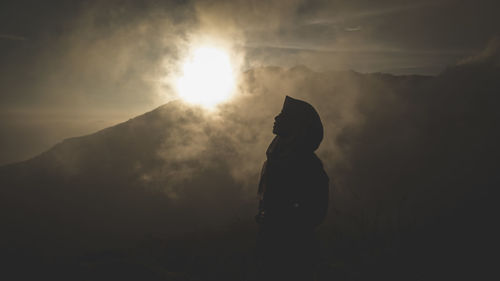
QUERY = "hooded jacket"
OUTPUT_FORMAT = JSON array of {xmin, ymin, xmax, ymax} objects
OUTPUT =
[{"xmin": 257, "ymin": 96, "xmax": 329, "ymax": 230}]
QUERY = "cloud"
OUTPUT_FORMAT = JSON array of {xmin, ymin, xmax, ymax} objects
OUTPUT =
[
  {"xmin": 457, "ymin": 36, "xmax": 500, "ymax": 66},
  {"xmin": 1, "ymin": 0, "xmax": 500, "ymax": 167},
  {"xmin": 302, "ymin": 1, "xmax": 441, "ymax": 26},
  {"xmin": 0, "ymin": 34, "xmax": 27, "ymax": 41},
  {"xmin": 345, "ymin": 26, "xmax": 362, "ymax": 32}
]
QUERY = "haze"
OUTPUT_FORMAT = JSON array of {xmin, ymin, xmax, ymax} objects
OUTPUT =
[
  {"xmin": 1, "ymin": 0, "xmax": 499, "ymax": 165},
  {"xmin": 1, "ymin": 1, "xmax": 500, "ymax": 280}
]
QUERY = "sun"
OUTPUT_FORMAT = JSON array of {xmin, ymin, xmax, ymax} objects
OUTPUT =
[{"xmin": 176, "ymin": 46, "xmax": 235, "ymax": 108}]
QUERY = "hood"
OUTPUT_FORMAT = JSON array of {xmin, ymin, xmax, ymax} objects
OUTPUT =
[{"xmin": 282, "ymin": 96, "xmax": 324, "ymax": 152}]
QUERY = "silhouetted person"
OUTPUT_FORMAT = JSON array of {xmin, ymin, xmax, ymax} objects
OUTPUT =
[{"xmin": 255, "ymin": 96, "xmax": 329, "ymax": 281}]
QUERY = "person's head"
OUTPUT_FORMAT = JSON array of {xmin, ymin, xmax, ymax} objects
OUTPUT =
[{"xmin": 272, "ymin": 96, "xmax": 323, "ymax": 152}]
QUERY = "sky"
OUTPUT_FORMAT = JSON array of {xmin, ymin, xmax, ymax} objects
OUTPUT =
[{"xmin": 0, "ymin": 0, "xmax": 499, "ymax": 165}]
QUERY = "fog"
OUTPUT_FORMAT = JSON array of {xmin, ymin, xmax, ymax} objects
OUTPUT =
[
  {"xmin": 0, "ymin": 1, "xmax": 499, "ymax": 279},
  {"xmin": 2, "ymin": 0, "xmax": 499, "ymax": 165}
]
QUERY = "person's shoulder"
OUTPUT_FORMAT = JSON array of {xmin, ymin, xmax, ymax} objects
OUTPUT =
[{"xmin": 293, "ymin": 153, "xmax": 325, "ymax": 175}]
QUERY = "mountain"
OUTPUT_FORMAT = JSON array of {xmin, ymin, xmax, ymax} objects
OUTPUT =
[{"xmin": 1, "ymin": 54, "xmax": 499, "ymax": 279}]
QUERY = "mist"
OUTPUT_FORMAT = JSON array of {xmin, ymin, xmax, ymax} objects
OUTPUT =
[
  {"xmin": 2, "ymin": 0, "xmax": 499, "ymax": 165},
  {"xmin": 1, "ymin": 0, "xmax": 499, "ymax": 280}
]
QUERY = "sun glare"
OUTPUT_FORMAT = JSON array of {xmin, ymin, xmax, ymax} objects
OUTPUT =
[{"xmin": 177, "ymin": 46, "xmax": 235, "ymax": 108}]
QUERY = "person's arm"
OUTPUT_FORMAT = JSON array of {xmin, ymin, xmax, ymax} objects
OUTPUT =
[
  {"xmin": 255, "ymin": 161, "xmax": 267, "ymax": 224},
  {"xmin": 288, "ymin": 167, "xmax": 329, "ymax": 229}
]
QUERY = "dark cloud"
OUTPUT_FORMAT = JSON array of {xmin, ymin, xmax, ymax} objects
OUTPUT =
[{"xmin": 240, "ymin": 0, "xmax": 499, "ymax": 73}]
